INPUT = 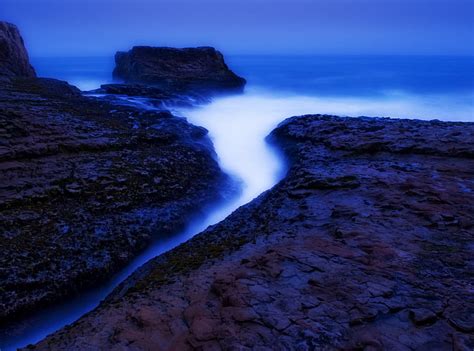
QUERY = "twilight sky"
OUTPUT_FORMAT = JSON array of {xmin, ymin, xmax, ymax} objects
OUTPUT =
[{"xmin": 2, "ymin": 0, "xmax": 474, "ymax": 57}]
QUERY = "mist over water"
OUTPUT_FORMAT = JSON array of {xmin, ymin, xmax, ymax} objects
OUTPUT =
[
  {"xmin": 32, "ymin": 54, "xmax": 474, "ymax": 122},
  {"xmin": 195, "ymin": 87, "xmax": 473, "ymax": 123}
]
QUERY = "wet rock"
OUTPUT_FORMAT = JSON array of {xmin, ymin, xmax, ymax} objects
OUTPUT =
[
  {"xmin": 0, "ymin": 75, "xmax": 228, "ymax": 326},
  {"xmin": 0, "ymin": 22, "xmax": 36, "ymax": 79},
  {"xmin": 113, "ymin": 46, "xmax": 246, "ymax": 92}
]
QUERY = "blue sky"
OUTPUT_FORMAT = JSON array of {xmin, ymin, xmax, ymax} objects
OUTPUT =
[{"xmin": 2, "ymin": 0, "xmax": 474, "ymax": 57}]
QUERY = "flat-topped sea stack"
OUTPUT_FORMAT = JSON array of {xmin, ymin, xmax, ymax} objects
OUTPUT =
[
  {"xmin": 112, "ymin": 46, "xmax": 246, "ymax": 93},
  {"xmin": 0, "ymin": 22, "xmax": 36, "ymax": 80}
]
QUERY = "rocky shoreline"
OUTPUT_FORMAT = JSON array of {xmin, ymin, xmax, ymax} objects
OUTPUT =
[
  {"xmin": 28, "ymin": 115, "xmax": 474, "ymax": 350},
  {"xmin": 2, "ymin": 20, "xmax": 474, "ymax": 351},
  {"xmin": 0, "ymin": 22, "xmax": 233, "ymax": 329},
  {"xmin": 0, "ymin": 75, "xmax": 232, "ymax": 325}
]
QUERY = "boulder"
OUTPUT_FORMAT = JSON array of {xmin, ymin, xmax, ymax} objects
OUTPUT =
[
  {"xmin": 0, "ymin": 22, "xmax": 36, "ymax": 79},
  {"xmin": 112, "ymin": 46, "xmax": 246, "ymax": 92}
]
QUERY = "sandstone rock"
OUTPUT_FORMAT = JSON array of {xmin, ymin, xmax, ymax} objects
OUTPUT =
[
  {"xmin": 112, "ymin": 46, "xmax": 246, "ymax": 92},
  {"xmin": 0, "ymin": 22, "xmax": 36, "ymax": 79}
]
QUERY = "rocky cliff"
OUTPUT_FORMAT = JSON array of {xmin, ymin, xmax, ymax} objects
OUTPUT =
[
  {"xmin": 112, "ymin": 46, "xmax": 246, "ymax": 92},
  {"xmin": 0, "ymin": 22, "xmax": 36, "ymax": 79}
]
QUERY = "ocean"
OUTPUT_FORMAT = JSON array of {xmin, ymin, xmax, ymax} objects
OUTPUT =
[{"xmin": 31, "ymin": 54, "xmax": 474, "ymax": 120}]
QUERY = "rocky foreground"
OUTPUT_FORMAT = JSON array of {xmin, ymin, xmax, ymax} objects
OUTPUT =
[
  {"xmin": 0, "ymin": 22, "xmax": 229, "ymax": 326},
  {"xmin": 30, "ymin": 115, "xmax": 474, "ymax": 350},
  {"xmin": 0, "ymin": 77, "xmax": 229, "ymax": 325},
  {"xmin": 0, "ymin": 77, "xmax": 229, "ymax": 324}
]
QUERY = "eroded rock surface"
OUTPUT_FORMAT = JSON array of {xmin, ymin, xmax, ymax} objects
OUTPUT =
[
  {"xmin": 0, "ymin": 76, "xmax": 227, "ymax": 325},
  {"xmin": 30, "ymin": 115, "xmax": 474, "ymax": 350},
  {"xmin": 0, "ymin": 22, "xmax": 36, "ymax": 79},
  {"xmin": 112, "ymin": 46, "xmax": 246, "ymax": 92}
]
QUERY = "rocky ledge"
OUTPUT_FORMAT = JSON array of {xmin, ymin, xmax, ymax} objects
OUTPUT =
[
  {"xmin": 112, "ymin": 46, "xmax": 246, "ymax": 93},
  {"xmin": 0, "ymin": 76, "xmax": 228, "ymax": 326},
  {"xmin": 30, "ymin": 115, "xmax": 474, "ymax": 350},
  {"xmin": 0, "ymin": 21, "xmax": 232, "ymax": 331}
]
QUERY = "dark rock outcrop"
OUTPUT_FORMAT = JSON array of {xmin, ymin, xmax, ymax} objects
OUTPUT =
[
  {"xmin": 0, "ymin": 74, "xmax": 228, "ymax": 329},
  {"xmin": 112, "ymin": 46, "xmax": 246, "ymax": 92},
  {"xmin": 29, "ymin": 115, "xmax": 474, "ymax": 350},
  {"xmin": 0, "ymin": 22, "xmax": 36, "ymax": 79}
]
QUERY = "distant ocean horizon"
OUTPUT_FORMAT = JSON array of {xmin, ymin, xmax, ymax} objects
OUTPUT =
[{"xmin": 31, "ymin": 55, "xmax": 474, "ymax": 121}]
